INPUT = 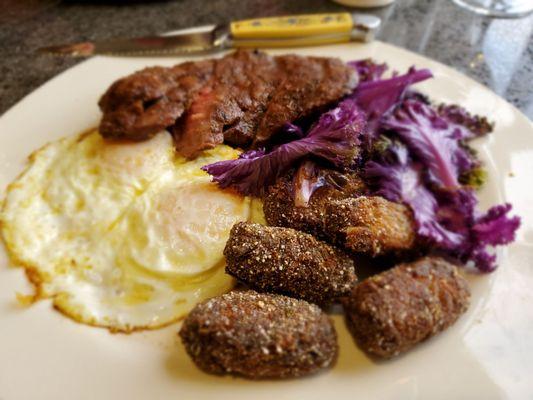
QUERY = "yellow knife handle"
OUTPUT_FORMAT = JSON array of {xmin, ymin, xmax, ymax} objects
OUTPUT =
[
  {"xmin": 230, "ymin": 13, "xmax": 354, "ymax": 39},
  {"xmin": 231, "ymin": 36, "xmax": 352, "ymax": 49}
]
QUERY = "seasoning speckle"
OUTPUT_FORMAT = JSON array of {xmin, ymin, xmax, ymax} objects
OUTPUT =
[
  {"xmin": 343, "ymin": 257, "xmax": 470, "ymax": 358},
  {"xmin": 224, "ymin": 222, "xmax": 357, "ymax": 305},
  {"xmin": 263, "ymin": 170, "xmax": 365, "ymax": 240},
  {"xmin": 325, "ymin": 196, "xmax": 416, "ymax": 256},
  {"xmin": 179, "ymin": 290, "xmax": 338, "ymax": 379}
]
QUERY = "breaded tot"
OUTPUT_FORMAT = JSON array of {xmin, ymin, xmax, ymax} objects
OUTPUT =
[
  {"xmin": 179, "ymin": 291, "xmax": 338, "ymax": 379},
  {"xmin": 325, "ymin": 196, "xmax": 416, "ymax": 256},
  {"xmin": 224, "ymin": 222, "xmax": 356, "ymax": 305},
  {"xmin": 263, "ymin": 171, "xmax": 365, "ymax": 240},
  {"xmin": 343, "ymin": 257, "xmax": 470, "ymax": 358}
]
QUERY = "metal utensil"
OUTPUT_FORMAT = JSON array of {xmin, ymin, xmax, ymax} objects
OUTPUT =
[{"xmin": 39, "ymin": 13, "xmax": 380, "ymax": 57}]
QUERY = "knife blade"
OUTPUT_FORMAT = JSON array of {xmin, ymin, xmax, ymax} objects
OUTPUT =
[{"xmin": 39, "ymin": 13, "xmax": 380, "ymax": 57}]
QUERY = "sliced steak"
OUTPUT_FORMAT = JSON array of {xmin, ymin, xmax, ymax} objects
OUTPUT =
[
  {"xmin": 173, "ymin": 50, "xmax": 277, "ymax": 158},
  {"xmin": 99, "ymin": 60, "xmax": 214, "ymax": 140},
  {"xmin": 253, "ymin": 55, "xmax": 358, "ymax": 147},
  {"xmin": 98, "ymin": 50, "xmax": 357, "ymax": 158}
]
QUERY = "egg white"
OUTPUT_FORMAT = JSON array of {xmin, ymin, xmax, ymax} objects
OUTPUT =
[{"xmin": 1, "ymin": 130, "xmax": 253, "ymax": 331}]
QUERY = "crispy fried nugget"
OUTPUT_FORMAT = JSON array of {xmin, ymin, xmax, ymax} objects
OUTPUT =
[
  {"xmin": 263, "ymin": 171, "xmax": 365, "ymax": 240},
  {"xmin": 179, "ymin": 291, "xmax": 338, "ymax": 379},
  {"xmin": 224, "ymin": 222, "xmax": 356, "ymax": 305},
  {"xmin": 325, "ymin": 196, "xmax": 416, "ymax": 256},
  {"xmin": 343, "ymin": 257, "xmax": 470, "ymax": 358}
]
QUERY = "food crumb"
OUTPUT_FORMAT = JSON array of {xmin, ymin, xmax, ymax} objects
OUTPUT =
[{"xmin": 15, "ymin": 292, "xmax": 36, "ymax": 306}]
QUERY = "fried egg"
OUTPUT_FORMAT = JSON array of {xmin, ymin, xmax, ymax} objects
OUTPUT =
[{"xmin": 1, "ymin": 130, "xmax": 255, "ymax": 332}]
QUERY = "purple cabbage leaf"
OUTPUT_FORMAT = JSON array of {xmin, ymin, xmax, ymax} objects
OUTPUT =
[
  {"xmin": 437, "ymin": 189, "xmax": 520, "ymax": 272},
  {"xmin": 292, "ymin": 160, "xmax": 328, "ymax": 207},
  {"xmin": 365, "ymin": 143, "xmax": 463, "ymax": 248},
  {"xmin": 468, "ymin": 203, "xmax": 521, "ymax": 271},
  {"xmin": 437, "ymin": 103, "xmax": 494, "ymax": 140},
  {"xmin": 351, "ymin": 67, "xmax": 433, "ymax": 143},
  {"xmin": 365, "ymin": 141, "xmax": 520, "ymax": 272},
  {"xmin": 348, "ymin": 59, "xmax": 388, "ymax": 82},
  {"xmin": 382, "ymin": 99, "xmax": 476, "ymax": 189},
  {"xmin": 202, "ymin": 98, "xmax": 366, "ymax": 196}
]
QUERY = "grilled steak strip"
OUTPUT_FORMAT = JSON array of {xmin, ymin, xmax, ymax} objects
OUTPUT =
[
  {"xmin": 172, "ymin": 50, "xmax": 277, "ymax": 157},
  {"xmin": 253, "ymin": 54, "xmax": 358, "ymax": 147},
  {"xmin": 98, "ymin": 50, "xmax": 357, "ymax": 158},
  {"xmin": 99, "ymin": 60, "xmax": 214, "ymax": 141}
]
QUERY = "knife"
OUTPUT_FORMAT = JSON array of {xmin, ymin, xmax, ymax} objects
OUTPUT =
[{"xmin": 39, "ymin": 13, "xmax": 380, "ymax": 57}]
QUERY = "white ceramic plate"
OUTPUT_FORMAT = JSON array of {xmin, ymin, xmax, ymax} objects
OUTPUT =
[{"xmin": 1, "ymin": 41, "xmax": 532, "ymax": 400}]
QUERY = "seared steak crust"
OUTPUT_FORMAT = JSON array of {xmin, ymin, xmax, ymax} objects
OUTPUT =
[
  {"xmin": 173, "ymin": 50, "xmax": 278, "ymax": 157},
  {"xmin": 254, "ymin": 54, "xmax": 358, "ymax": 147},
  {"xmin": 99, "ymin": 50, "xmax": 357, "ymax": 158},
  {"xmin": 99, "ymin": 60, "xmax": 214, "ymax": 141}
]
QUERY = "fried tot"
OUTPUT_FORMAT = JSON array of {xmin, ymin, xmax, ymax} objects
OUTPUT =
[
  {"xmin": 325, "ymin": 196, "xmax": 416, "ymax": 256},
  {"xmin": 343, "ymin": 257, "xmax": 470, "ymax": 358},
  {"xmin": 179, "ymin": 291, "xmax": 338, "ymax": 379},
  {"xmin": 224, "ymin": 222, "xmax": 356, "ymax": 305}
]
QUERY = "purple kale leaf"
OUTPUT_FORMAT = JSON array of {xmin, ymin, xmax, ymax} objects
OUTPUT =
[
  {"xmin": 348, "ymin": 59, "xmax": 388, "ymax": 82},
  {"xmin": 365, "ymin": 141, "xmax": 520, "ymax": 271},
  {"xmin": 292, "ymin": 160, "xmax": 328, "ymax": 207},
  {"xmin": 202, "ymin": 98, "xmax": 365, "ymax": 196},
  {"xmin": 382, "ymin": 99, "xmax": 477, "ymax": 189},
  {"xmin": 437, "ymin": 103, "xmax": 494, "ymax": 140},
  {"xmin": 365, "ymin": 143, "xmax": 463, "ymax": 248},
  {"xmin": 351, "ymin": 67, "xmax": 433, "ymax": 144}
]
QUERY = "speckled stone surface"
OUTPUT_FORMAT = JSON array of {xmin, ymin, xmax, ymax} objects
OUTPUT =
[{"xmin": 1, "ymin": 0, "xmax": 532, "ymax": 119}]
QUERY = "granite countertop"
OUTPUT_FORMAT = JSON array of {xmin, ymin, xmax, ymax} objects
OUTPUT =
[{"xmin": 1, "ymin": 0, "xmax": 532, "ymax": 119}]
